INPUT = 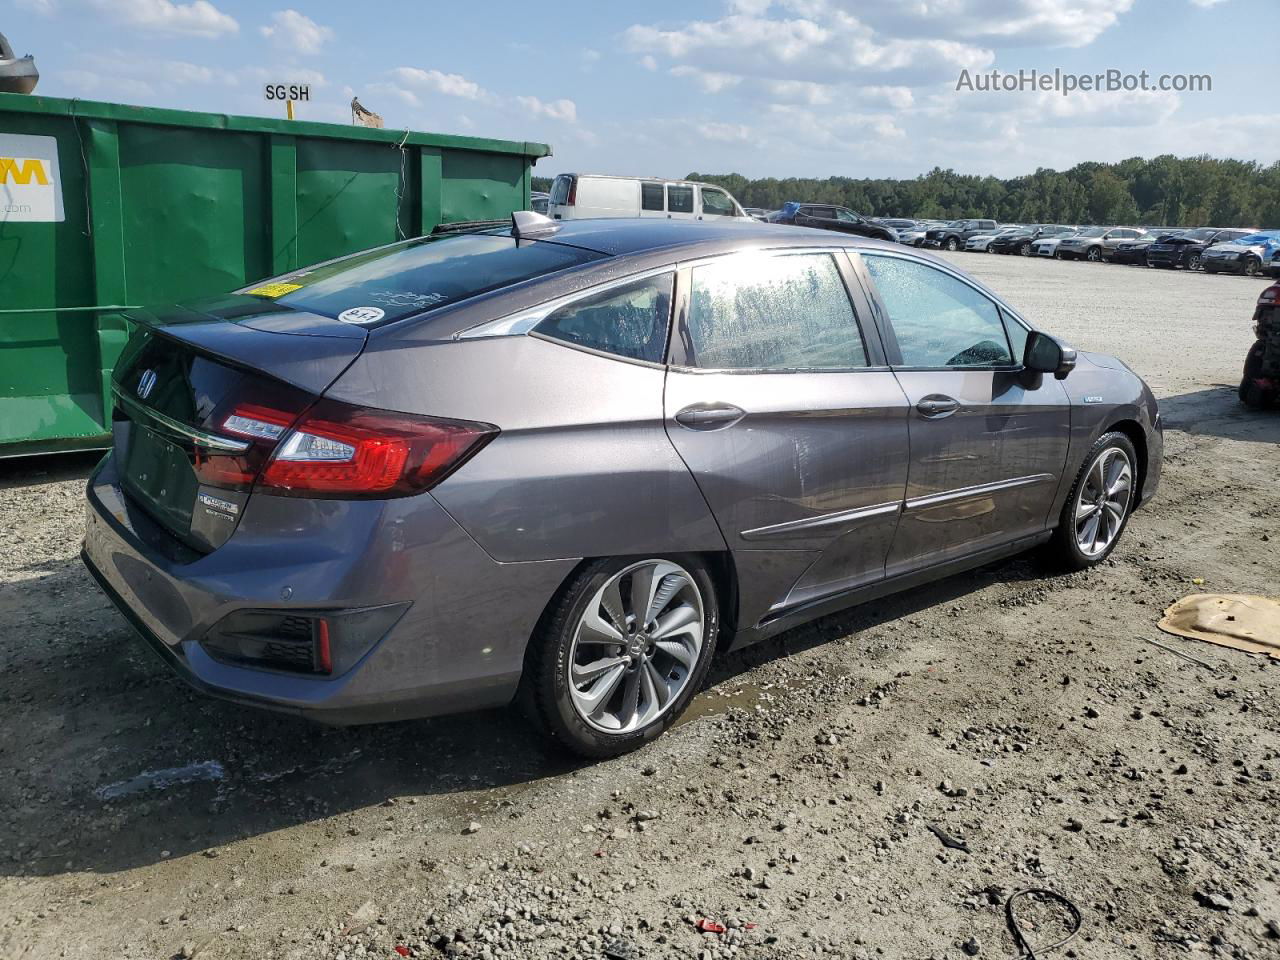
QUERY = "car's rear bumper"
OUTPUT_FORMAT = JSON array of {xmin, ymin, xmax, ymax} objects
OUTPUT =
[{"xmin": 82, "ymin": 454, "xmax": 576, "ymax": 724}]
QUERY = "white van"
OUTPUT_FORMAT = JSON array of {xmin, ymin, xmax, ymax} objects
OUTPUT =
[{"xmin": 547, "ymin": 174, "xmax": 748, "ymax": 222}]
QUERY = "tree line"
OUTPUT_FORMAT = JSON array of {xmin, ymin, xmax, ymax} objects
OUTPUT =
[{"xmin": 534, "ymin": 155, "xmax": 1280, "ymax": 228}]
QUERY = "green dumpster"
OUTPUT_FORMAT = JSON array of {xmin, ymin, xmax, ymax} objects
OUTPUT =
[{"xmin": 0, "ymin": 92, "xmax": 551, "ymax": 457}]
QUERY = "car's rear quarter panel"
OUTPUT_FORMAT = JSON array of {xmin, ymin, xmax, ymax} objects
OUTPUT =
[{"xmin": 325, "ymin": 335, "xmax": 727, "ymax": 563}]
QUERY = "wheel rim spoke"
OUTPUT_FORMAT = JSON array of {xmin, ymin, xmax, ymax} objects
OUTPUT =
[
  {"xmin": 578, "ymin": 611, "xmax": 623, "ymax": 646},
  {"xmin": 651, "ymin": 604, "xmax": 698, "ymax": 640},
  {"xmin": 644, "ymin": 660, "xmax": 671, "ymax": 708},
  {"xmin": 655, "ymin": 637, "xmax": 696, "ymax": 670},
  {"xmin": 572, "ymin": 655, "xmax": 628, "ymax": 685},
  {"xmin": 576, "ymin": 663, "xmax": 627, "ymax": 714}
]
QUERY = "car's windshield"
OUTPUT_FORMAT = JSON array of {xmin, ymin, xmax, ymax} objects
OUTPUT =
[
  {"xmin": 239, "ymin": 233, "xmax": 606, "ymax": 327},
  {"xmin": 1075, "ymin": 227, "xmax": 1106, "ymax": 238},
  {"xmin": 1181, "ymin": 228, "xmax": 1216, "ymax": 241}
]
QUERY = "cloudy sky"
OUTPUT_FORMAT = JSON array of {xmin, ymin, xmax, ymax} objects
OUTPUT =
[{"xmin": 6, "ymin": 0, "xmax": 1274, "ymax": 180}]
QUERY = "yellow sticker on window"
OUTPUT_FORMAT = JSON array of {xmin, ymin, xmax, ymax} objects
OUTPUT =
[{"xmin": 244, "ymin": 282, "xmax": 303, "ymax": 298}]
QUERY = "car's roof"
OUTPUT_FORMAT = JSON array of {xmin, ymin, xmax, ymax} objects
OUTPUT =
[{"xmin": 533, "ymin": 216, "xmax": 887, "ymax": 257}]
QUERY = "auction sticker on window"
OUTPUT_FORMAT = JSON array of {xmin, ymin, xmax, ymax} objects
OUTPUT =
[
  {"xmin": 1, "ymin": 133, "xmax": 64, "ymax": 223},
  {"xmin": 338, "ymin": 306, "xmax": 386, "ymax": 325},
  {"xmin": 244, "ymin": 281, "xmax": 303, "ymax": 298}
]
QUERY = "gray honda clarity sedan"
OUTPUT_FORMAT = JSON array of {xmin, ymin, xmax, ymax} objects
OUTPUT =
[{"xmin": 83, "ymin": 215, "xmax": 1162, "ymax": 757}]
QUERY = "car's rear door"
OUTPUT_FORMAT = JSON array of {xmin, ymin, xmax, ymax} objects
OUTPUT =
[
  {"xmin": 853, "ymin": 250, "xmax": 1070, "ymax": 577},
  {"xmin": 663, "ymin": 248, "xmax": 910, "ymax": 628}
]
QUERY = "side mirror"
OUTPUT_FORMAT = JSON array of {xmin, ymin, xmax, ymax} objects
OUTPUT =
[{"xmin": 1024, "ymin": 331, "xmax": 1077, "ymax": 380}]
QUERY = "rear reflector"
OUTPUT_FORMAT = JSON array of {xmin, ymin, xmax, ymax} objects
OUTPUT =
[{"xmin": 224, "ymin": 396, "xmax": 497, "ymax": 498}]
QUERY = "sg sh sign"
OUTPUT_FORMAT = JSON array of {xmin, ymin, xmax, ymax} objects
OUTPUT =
[{"xmin": 263, "ymin": 83, "xmax": 311, "ymax": 102}]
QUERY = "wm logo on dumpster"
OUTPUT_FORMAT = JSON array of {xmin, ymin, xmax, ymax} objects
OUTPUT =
[
  {"xmin": 0, "ymin": 156, "xmax": 50, "ymax": 186},
  {"xmin": 0, "ymin": 134, "xmax": 63, "ymax": 222}
]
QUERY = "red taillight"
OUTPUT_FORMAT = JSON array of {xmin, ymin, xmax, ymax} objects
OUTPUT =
[
  {"xmin": 566, "ymin": 176, "xmax": 577, "ymax": 206},
  {"xmin": 1259, "ymin": 284, "xmax": 1279, "ymax": 305},
  {"xmin": 254, "ymin": 398, "xmax": 497, "ymax": 498}
]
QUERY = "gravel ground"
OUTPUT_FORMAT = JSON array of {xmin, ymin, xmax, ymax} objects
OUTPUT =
[{"xmin": 1, "ymin": 254, "xmax": 1278, "ymax": 960}]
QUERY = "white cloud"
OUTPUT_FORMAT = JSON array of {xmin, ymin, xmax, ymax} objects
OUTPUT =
[
  {"xmin": 625, "ymin": 7, "xmax": 992, "ymax": 88},
  {"xmin": 89, "ymin": 0, "xmax": 238, "ymax": 37},
  {"xmin": 582, "ymin": 49, "xmax": 601, "ymax": 62},
  {"xmin": 671, "ymin": 66, "xmax": 743, "ymax": 94},
  {"xmin": 839, "ymin": 0, "xmax": 1134, "ymax": 48},
  {"xmin": 1188, "ymin": 0, "xmax": 1231, "ymax": 6},
  {"xmin": 515, "ymin": 95, "xmax": 578, "ymax": 122},
  {"xmin": 15, "ymin": 0, "xmax": 57, "ymax": 13},
  {"xmin": 638, "ymin": 55, "xmax": 658, "ymax": 71},
  {"xmin": 391, "ymin": 67, "xmax": 489, "ymax": 101},
  {"xmin": 365, "ymin": 81, "xmax": 421, "ymax": 108},
  {"xmin": 260, "ymin": 9, "xmax": 333, "ymax": 55}
]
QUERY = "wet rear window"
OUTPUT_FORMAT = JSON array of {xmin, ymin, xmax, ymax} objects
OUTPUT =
[{"xmin": 239, "ymin": 233, "xmax": 606, "ymax": 327}]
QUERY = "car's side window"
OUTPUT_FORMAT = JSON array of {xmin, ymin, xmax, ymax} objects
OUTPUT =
[
  {"xmin": 684, "ymin": 253, "xmax": 867, "ymax": 370},
  {"xmin": 641, "ymin": 183, "xmax": 664, "ymax": 212},
  {"xmin": 535, "ymin": 273, "xmax": 673, "ymax": 364},
  {"xmin": 667, "ymin": 185, "xmax": 694, "ymax": 214},
  {"xmin": 863, "ymin": 254, "xmax": 1014, "ymax": 368},
  {"xmin": 700, "ymin": 187, "xmax": 735, "ymax": 217}
]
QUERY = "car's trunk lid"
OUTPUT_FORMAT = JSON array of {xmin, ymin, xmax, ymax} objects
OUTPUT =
[{"xmin": 111, "ymin": 298, "xmax": 366, "ymax": 554}]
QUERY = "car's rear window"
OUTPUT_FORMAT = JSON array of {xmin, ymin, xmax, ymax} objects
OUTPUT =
[{"xmin": 239, "ymin": 233, "xmax": 606, "ymax": 327}]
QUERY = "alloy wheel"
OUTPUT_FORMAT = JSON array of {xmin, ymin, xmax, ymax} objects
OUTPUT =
[
  {"xmin": 1188, "ymin": 254, "xmax": 1202, "ymax": 271},
  {"xmin": 567, "ymin": 560, "xmax": 704, "ymax": 734},
  {"xmin": 1073, "ymin": 447, "xmax": 1133, "ymax": 558}
]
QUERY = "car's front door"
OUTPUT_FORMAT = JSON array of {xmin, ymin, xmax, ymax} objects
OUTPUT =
[
  {"xmin": 664, "ymin": 249, "xmax": 911, "ymax": 627},
  {"xmin": 855, "ymin": 251, "xmax": 1071, "ymax": 577}
]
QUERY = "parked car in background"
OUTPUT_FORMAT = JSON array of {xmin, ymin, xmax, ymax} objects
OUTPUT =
[
  {"xmin": 530, "ymin": 191, "xmax": 550, "ymax": 215},
  {"xmin": 965, "ymin": 226, "xmax": 1023, "ymax": 252},
  {"xmin": 547, "ymin": 174, "xmax": 748, "ymax": 222},
  {"xmin": 1202, "ymin": 231, "xmax": 1280, "ymax": 276},
  {"xmin": 1269, "ymin": 250, "xmax": 1280, "ymax": 278},
  {"xmin": 875, "ymin": 218, "xmax": 919, "ymax": 233},
  {"xmin": 1034, "ymin": 229, "xmax": 1085, "ymax": 258},
  {"xmin": 1055, "ymin": 226, "xmax": 1145, "ymax": 262},
  {"xmin": 81, "ymin": 215, "xmax": 1162, "ymax": 758},
  {"xmin": 896, "ymin": 224, "xmax": 930, "ymax": 246},
  {"xmin": 989, "ymin": 225, "xmax": 1076, "ymax": 256},
  {"xmin": 1104, "ymin": 230, "xmax": 1165, "ymax": 266},
  {"xmin": 925, "ymin": 218, "xmax": 998, "ymax": 251},
  {"xmin": 766, "ymin": 202, "xmax": 897, "ymax": 241},
  {"xmin": 1146, "ymin": 227, "xmax": 1255, "ymax": 271}
]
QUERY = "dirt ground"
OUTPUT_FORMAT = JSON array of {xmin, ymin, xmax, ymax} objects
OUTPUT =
[{"xmin": 1, "ymin": 253, "xmax": 1277, "ymax": 960}]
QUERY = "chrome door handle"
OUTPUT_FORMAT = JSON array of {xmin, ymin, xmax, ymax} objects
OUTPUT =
[
  {"xmin": 915, "ymin": 396, "xmax": 960, "ymax": 418},
  {"xmin": 674, "ymin": 404, "xmax": 745, "ymax": 430}
]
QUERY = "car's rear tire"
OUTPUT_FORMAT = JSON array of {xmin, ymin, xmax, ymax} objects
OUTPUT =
[
  {"xmin": 521, "ymin": 555, "xmax": 719, "ymax": 758},
  {"xmin": 1239, "ymin": 340, "xmax": 1271, "ymax": 408},
  {"xmin": 1045, "ymin": 432, "xmax": 1138, "ymax": 571}
]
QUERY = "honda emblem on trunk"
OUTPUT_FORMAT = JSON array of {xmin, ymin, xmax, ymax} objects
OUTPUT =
[{"xmin": 136, "ymin": 369, "xmax": 157, "ymax": 400}]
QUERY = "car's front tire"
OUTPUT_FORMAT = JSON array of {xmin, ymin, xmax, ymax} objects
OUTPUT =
[
  {"xmin": 522, "ymin": 556, "xmax": 719, "ymax": 758},
  {"xmin": 945, "ymin": 237, "xmax": 959, "ymax": 251},
  {"xmin": 1086, "ymin": 246, "xmax": 1102, "ymax": 262},
  {"xmin": 1046, "ymin": 432, "xmax": 1138, "ymax": 571}
]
